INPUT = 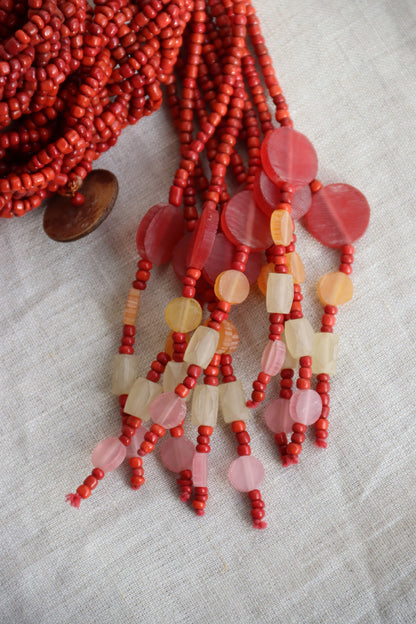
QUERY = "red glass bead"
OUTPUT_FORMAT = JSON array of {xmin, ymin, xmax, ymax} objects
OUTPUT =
[
  {"xmin": 186, "ymin": 207, "xmax": 219, "ymax": 270},
  {"xmin": 261, "ymin": 127, "xmax": 318, "ymax": 189},
  {"xmin": 305, "ymin": 184, "xmax": 370, "ymax": 248},
  {"xmin": 221, "ymin": 190, "xmax": 273, "ymax": 252}
]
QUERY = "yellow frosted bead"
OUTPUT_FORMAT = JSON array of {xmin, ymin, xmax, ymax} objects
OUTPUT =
[
  {"xmin": 123, "ymin": 288, "xmax": 141, "ymax": 326},
  {"xmin": 184, "ymin": 326, "xmax": 219, "ymax": 369},
  {"xmin": 165, "ymin": 297, "xmax": 202, "ymax": 333},
  {"xmin": 312, "ymin": 333, "xmax": 339, "ymax": 375},
  {"xmin": 285, "ymin": 252, "xmax": 305, "ymax": 284},
  {"xmin": 318, "ymin": 271, "xmax": 353, "ymax": 306},
  {"xmin": 214, "ymin": 269, "xmax": 250, "ymax": 304},
  {"xmin": 266, "ymin": 272, "xmax": 294, "ymax": 313},
  {"xmin": 191, "ymin": 384, "xmax": 219, "ymax": 427},
  {"xmin": 270, "ymin": 209, "xmax": 293, "ymax": 246},
  {"xmin": 257, "ymin": 263, "xmax": 274, "ymax": 296}
]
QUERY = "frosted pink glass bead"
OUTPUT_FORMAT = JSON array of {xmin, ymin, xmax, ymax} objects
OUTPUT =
[
  {"xmin": 261, "ymin": 127, "xmax": 318, "ymax": 189},
  {"xmin": 254, "ymin": 170, "xmax": 312, "ymax": 221},
  {"xmin": 91, "ymin": 437, "xmax": 126, "ymax": 472},
  {"xmin": 186, "ymin": 208, "xmax": 219, "ymax": 270},
  {"xmin": 172, "ymin": 232, "xmax": 193, "ymax": 281},
  {"xmin": 125, "ymin": 426, "xmax": 147, "ymax": 459},
  {"xmin": 221, "ymin": 190, "xmax": 273, "ymax": 252},
  {"xmin": 192, "ymin": 452, "xmax": 208, "ymax": 487},
  {"xmin": 291, "ymin": 184, "xmax": 312, "ymax": 221},
  {"xmin": 161, "ymin": 436, "xmax": 195, "ymax": 473},
  {"xmin": 149, "ymin": 392, "xmax": 187, "ymax": 429},
  {"xmin": 144, "ymin": 203, "xmax": 185, "ymax": 265},
  {"xmin": 261, "ymin": 339, "xmax": 286, "ymax": 376},
  {"xmin": 264, "ymin": 398, "xmax": 292, "ymax": 433},
  {"xmin": 289, "ymin": 389, "xmax": 322, "ymax": 425},
  {"xmin": 228, "ymin": 456, "xmax": 265, "ymax": 492}
]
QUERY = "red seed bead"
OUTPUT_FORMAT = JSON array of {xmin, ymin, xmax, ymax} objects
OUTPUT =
[
  {"xmin": 187, "ymin": 365, "xmax": 202, "ymax": 378},
  {"xmin": 237, "ymin": 444, "xmax": 251, "ymax": 455},
  {"xmin": 231, "ymin": 420, "xmax": 246, "ymax": 433},
  {"xmin": 144, "ymin": 432, "xmax": 158, "ymax": 445},
  {"xmin": 316, "ymin": 430, "xmax": 328, "ymax": 439},
  {"xmin": 119, "ymin": 434, "xmax": 131, "ymax": 446},
  {"xmin": 175, "ymin": 384, "xmax": 189, "ymax": 398},
  {"xmin": 129, "ymin": 457, "xmax": 143, "ymax": 468},
  {"xmin": 237, "ymin": 431, "xmax": 251, "ymax": 444},
  {"xmin": 299, "ymin": 356, "xmax": 312, "ymax": 367},
  {"xmin": 131, "ymin": 476, "xmax": 145, "ymax": 488},
  {"xmin": 92, "ymin": 468, "xmax": 105, "ymax": 480},
  {"xmin": 141, "ymin": 441, "xmax": 154, "ymax": 454},
  {"xmin": 293, "ymin": 423, "xmax": 307, "ymax": 433},
  {"xmin": 196, "ymin": 444, "xmax": 210, "ymax": 453},
  {"xmin": 299, "ymin": 367, "xmax": 312, "ymax": 379},
  {"xmin": 122, "ymin": 424, "xmax": 135, "ymax": 438},
  {"xmin": 286, "ymin": 442, "xmax": 301, "ymax": 455},
  {"xmin": 296, "ymin": 378, "xmax": 310, "ymax": 390},
  {"xmin": 199, "ymin": 426, "xmax": 214, "ymax": 436},
  {"xmin": 292, "ymin": 432, "xmax": 306, "ymax": 444},
  {"xmin": 315, "ymin": 418, "xmax": 329, "ymax": 430},
  {"xmin": 251, "ymin": 508, "xmax": 265, "ymax": 520},
  {"xmin": 126, "ymin": 416, "xmax": 141, "ymax": 429},
  {"xmin": 170, "ymin": 425, "xmax": 184, "ymax": 438},
  {"xmin": 150, "ymin": 424, "xmax": 165, "ymax": 437},
  {"xmin": 77, "ymin": 484, "xmax": 91, "ymax": 499},
  {"xmin": 84, "ymin": 476, "xmax": 98, "ymax": 490}
]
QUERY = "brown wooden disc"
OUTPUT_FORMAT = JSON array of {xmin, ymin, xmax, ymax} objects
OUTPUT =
[{"xmin": 43, "ymin": 169, "xmax": 119, "ymax": 242}]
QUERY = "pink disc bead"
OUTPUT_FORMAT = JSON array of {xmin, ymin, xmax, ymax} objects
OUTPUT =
[
  {"xmin": 289, "ymin": 389, "xmax": 322, "ymax": 425},
  {"xmin": 291, "ymin": 184, "xmax": 312, "ymax": 221},
  {"xmin": 304, "ymin": 183, "xmax": 370, "ymax": 248},
  {"xmin": 144, "ymin": 204, "xmax": 185, "ymax": 265},
  {"xmin": 125, "ymin": 425, "xmax": 148, "ymax": 459},
  {"xmin": 186, "ymin": 207, "xmax": 219, "ymax": 270},
  {"xmin": 136, "ymin": 204, "xmax": 162, "ymax": 257},
  {"xmin": 150, "ymin": 392, "xmax": 187, "ymax": 429},
  {"xmin": 192, "ymin": 452, "xmax": 209, "ymax": 487},
  {"xmin": 91, "ymin": 437, "xmax": 127, "ymax": 472},
  {"xmin": 172, "ymin": 232, "xmax": 193, "ymax": 281},
  {"xmin": 245, "ymin": 251, "xmax": 263, "ymax": 285},
  {"xmin": 221, "ymin": 190, "xmax": 273, "ymax": 252},
  {"xmin": 264, "ymin": 398, "xmax": 292, "ymax": 433},
  {"xmin": 254, "ymin": 169, "xmax": 312, "ymax": 221},
  {"xmin": 161, "ymin": 436, "xmax": 195, "ymax": 473},
  {"xmin": 261, "ymin": 339, "xmax": 286, "ymax": 376},
  {"xmin": 202, "ymin": 232, "xmax": 234, "ymax": 284},
  {"xmin": 228, "ymin": 456, "xmax": 265, "ymax": 492},
  {"xmin": 261, "ymin": 127, "xmax": 318, "ymax": 189}
]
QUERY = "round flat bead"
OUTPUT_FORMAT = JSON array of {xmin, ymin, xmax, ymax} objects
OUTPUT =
[
  {"xmin": 150, "ymin": 392, "xmax": 187, "ymax": 428},
  {"xmin": 136, "ymin": 204, "xmax": 163, "ymax": 257},
  {"xmin": 245, "ymin": 252, "xmax": 263, "ymax": 285},
  {"xmin": 318, "ymin": 271, "xmax": 353, "ymax": 306},
  {"xmin": 264, "ymin": 397, "xmax": 292, "ymax": 433},
  {"xmin": 286, "ymin": 252, "xmax": 305, "ymax": 284},
  {"xmin": 291, "ymin": 185, "xmax": 312, "ymax": 221},
  {"xmin": 172, "ymin": 232, "xmax": 193, "ymax": 281},
  {"xmin": 202, "ymin": 232, "xmax": 234, "ymax": 285},
  {"xmin": 186, "ymin": 208, "xmax": 219, "ymax": 269},
  {"xmin": 270, "ymin": 209, "xmax": 293, "ymax": 245},
  {"xmin": 257, "ymin": 263, "xmax": 274, "ymax": 296},
  {"xmin": 165, "ymin": 297, "xmax": 202, "ymax": 332},
  {"xmin": 261, "ymin": 340, "xmax": 286, "ymax": 376},
  {"xmin": 304, "ymin": 184, "xmax": 370, "ymax": 248},
  {"xmin": 228, "ymin": 455, "xmax": 265, "ymax": 492},
  {"xmin": 261, "ymin": 127, "xmax": 318, "ymax": 189},
  {"xmin": 144, "ymin": 204, "xmax": 185, "ymax": 265},
  {"xmin": 289, "ymin": 389, "xmax": 322, "ymax": 425},
  {"xmin": 91, "ymin": 437, "xmax": 126, "ymax": 472},
  {"xmin": 214, "ymin": 269, "xmax": 250, "ymax": 304},
  {"xmin": 124, "ymin": 377, "xmax": 162, "ymax": 420},
  {"xmin": 221, "ymin": 190, "xmax": 273, "ymax": 252},
  {"xmin": 161, "ymin": 436, "xmax": 195, "ymax": 473}
]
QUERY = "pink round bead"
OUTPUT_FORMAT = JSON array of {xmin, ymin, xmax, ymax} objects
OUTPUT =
[
  {"xmin": 202, "ymin": 232, "xmax": 234, "ymax": 285},
  {"xmin": 125, "ymin": 425, "xmax": 148, "ymax": 459},
  {"xmin": 150, "ymin": 392, "xmax": 187, "ymax": 429},
  {"xmin": 91, "ymin": 437, "xmax": 126, "ymax": 472},
  {"xmin": 221, "ymin": 190, "xmax": 273, "ymax": 252},
  {"xmin": 304, "ymin": 183, "xmax": 370, "ymax": 248},
  {"xmin": 264, "ymin": 397, "xmax": 292, "ymax": 433},
  {"xmin": 160, "ymin": 436, "xmax": 195, "ymax": 473},
  {"xmin": 291, "ymin": 184, "xmax": 312, "ymax": 221},
  {"xmin": 186, "ymin": 207, "xmax": 219, "ymax": 270},
  {"xmin": 245, "ymin": 251, "xmax": 263, "ymax": 285},
  {"xmin": 261, "ymin": 127, "xmax": 318, "ymax": 189},
  {"xmin": 192, "ymin": 452, "xmax": 209, "ymax": 487},
  {"xmin": 228, "ymin": 455, "xmax": 265, "ymax": 492},
  {"xmin": 289, "ymin": 389, "xmax": 322, "ymax": 425},
  {"xmin": 172, "ymin": 232, "xmax": 193, "ymax": 281},
  {"xmin": 261, "ymin": 339, "xmax": 286, "ymax": 376},
  {"xmin": 144, "ymin": 204, "xmax": 185, "ymax": 265}
]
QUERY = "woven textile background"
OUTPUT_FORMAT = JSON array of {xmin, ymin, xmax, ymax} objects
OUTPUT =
[{"xmin": 1, "ymin": 1, "xmax": 415, "ymax": 622}]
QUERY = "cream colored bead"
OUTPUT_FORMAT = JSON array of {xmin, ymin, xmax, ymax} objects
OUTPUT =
[
  {"xmin": 312, "ymin": 333, "xmax": 339, "ymax": 375},
  {"xmin": 285, "ymin": 252, "xmax": 305, "ymax": 284},
  {"xmin": 123, "ymin": 288, "xmax": 141, "ymax": 326},
  {"xmin": 214, "ymin": 269, "xmax": 250, "ymax": 304},
  {"xmin": 111, "ymin": 353, "xmax": 138, "ymax": 395},
  {"xmin": 124, "ymin": 377, "xmax": 162, "ymax": 420},
  {"xmin": 284, "ymin": 317, "xmax": 315, "ymax": 358},
  {"xmin": 191, "ymin": 384, "xmax": 219, "ymax": 427},
  {"xmin": 281, "ymin": 329, "xmax": 298, "ymax": 369},
  {"xmin": 163, "ymin": 361, "xmax": 191, "ymax": 401},
  {"xmin": 165, "ymin": 296, "xmax": 202, "ymax": 333},
  {"xmin": 270, "ymin": 209, "xmax": 293, "ymax": 245},
  {"xmin": 219, "ymin": 380, "xmax": 249, "ymax": 423},
  {"xmin": 184, "ymin": 326, "xmax": 219, "ymax": 369},
  {"xmin": 266, "ymin": 272, "xmax": 294, "ymax": 313}
]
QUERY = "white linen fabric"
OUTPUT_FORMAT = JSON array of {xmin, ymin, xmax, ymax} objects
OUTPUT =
[{"xmin": 1, "ymin": 1, "xmax": 415, "ymax": 622}]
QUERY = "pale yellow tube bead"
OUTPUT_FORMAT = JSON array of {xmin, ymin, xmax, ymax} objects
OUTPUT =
[
  {"xmin": 312, "ymin": 333, "xmax": 339, "ymax": 375},
  {"xmin": 284, "ymin": 317, "xmax": 315, "ymax": 358},
  {"xmin": 318, "ymin": 271, "xmax": 353, "ymax": 306},
  {"xmin": 165, "ymin": 296, "xmax": 202, "ymax": 333},
  {"xmin": 124, "ymin": 377, "xmax": 162, "ymax": 420},
  {"xmin": 214, "ymin": 269, "xmax": 250, "ymax": 304},
  {"xmin": 285, "ymin": 252, "xmax": 305, "ymax": 284},
  {"xmin": 281, "ymin": 329, "xmax": 298, "ymax": 369},
  {"xmin": 191, "ymin": 384, "xmax": 219, "ymax": 427},
  {"xmin": 111, "ymin": 354, "xmax": 138, "ymax": 395},
  {"xmin": 270, "ymin": 209, "xmax": 293, "ymax": 246},
  {"xmin": 219, "ymin": 380, "xmax": 249, "ymax": 424},
  {"xmin": 266, "ymin": 272, "xmax": 294, "ymax": 313},
  {"xmin": 184, "ymin": 326, "xmax": 220, "ymax": 370},
  {"xmin": 163, "ymin": 361, "xmax": 191, "ymax": 401},
  {"xmin": 123, "ymin": 288, "xmax": 141, "ymax": 326}
]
